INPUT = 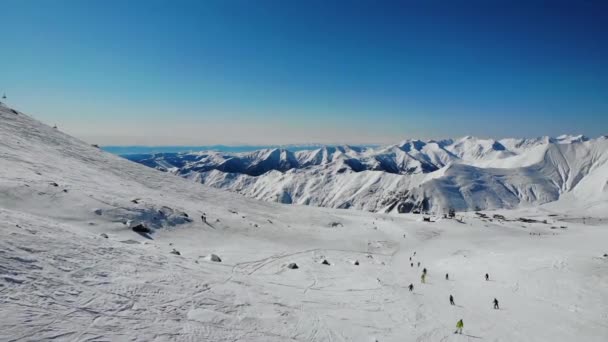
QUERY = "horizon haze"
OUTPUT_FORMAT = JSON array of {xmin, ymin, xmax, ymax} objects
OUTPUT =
[{"xmin": 1, "ymin": 0, "xmax": 607, "ymax": 145}]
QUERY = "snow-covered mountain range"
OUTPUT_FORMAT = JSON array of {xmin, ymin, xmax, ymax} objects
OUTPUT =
[{"xmin": 126, "ymin": 135, "xmax": 608, "ymax": 214}]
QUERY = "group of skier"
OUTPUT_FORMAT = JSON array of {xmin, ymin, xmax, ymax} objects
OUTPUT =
[{"xmin": 408, "ymin": 252, "xmax": 501, "ymax": 335}]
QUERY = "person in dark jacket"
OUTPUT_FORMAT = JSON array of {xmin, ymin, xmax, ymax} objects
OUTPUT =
[
  {"xmin": 450, "ymin": 294, "xmax": 455, "ymax": 305},
  {"xmin": 408, "ymin": 283, "xmax": 414, "ymax": 292},
  {"xmin": 493, "ymin": 298, "xmax": 499, "ymax": 309}
]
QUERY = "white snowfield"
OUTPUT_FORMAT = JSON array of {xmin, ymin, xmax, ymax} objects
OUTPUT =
[
  {"xmin": 127, "ymin": 132, "xmax": 608, "ymax": 215},
  {"xmin": 1, "ymin": 103, "xmax": 607, "ymax": 342}
]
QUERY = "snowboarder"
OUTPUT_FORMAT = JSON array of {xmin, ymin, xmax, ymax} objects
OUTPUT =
[
  {"xmin": 485, "ymin": 273, "xmax": 489, "ymax": 281},
  {"xmin": 408, "ymin": 283, "xmax": 414, "ymax": 292},
  {"xmin": 421, "ymin": 273, "xmax": 426, "ymax": 283},
  {"xmin": 445, "ymin": 273, "xmax": 449, "ymax": 280},
  {"xmin": 493, "ymin": 298, "xmax": 499, "ymax": 309},
  {"xmin": 450, "ymin": 294, "xmax": 455, "ymax": 305},
  {"xmin": 454, "ymin": 319, "xmax": 463, "ymax": 334}
]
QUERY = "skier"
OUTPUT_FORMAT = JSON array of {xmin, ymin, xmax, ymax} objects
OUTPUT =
[
  {"xmin": 493, "ymin": 298, "xmax": 499, "ymax": 309},
  {"xmin": 454, "ymin": 319, "xmax": 464, "ymax": 334},
  {"xmin": 417, "ymin": 262, "xmax": 421, "ymax": 267},
  {"xmin": 421, "ymin": 273, "xmax": 426, "ymax": 284},
  {"xmin": 422, "ymin": 268, "xmax": 427, "ymax": 275},
  {"xmin": 445, "ymin": 273, "xmax": 449, "ymax": 280},
  {"xmin": 408, "ymin": 283, "xmax": 414, "ymax": 292},
  {"xmin": 410, "ymin": 263, "xmax": 414, "ymax": 267},
  {"xmin": 201, "ymin": 214, "xmax": 207, "ymax": 223},
  {"xmin": 449, "ymin": 294, "xmax": 455, "ymax": 305},
  {"xmin": 414, "ymin": 251, "xmax": 416, "ymax": 256},
  {"xmin": 485, "ymin": 273, "xmax": 489, "ymax": 281},
  {"xmin": 409, "ymin": 257, "xmax": 412, "ymax": 261}
]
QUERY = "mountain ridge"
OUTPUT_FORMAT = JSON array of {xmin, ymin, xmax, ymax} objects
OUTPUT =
[{"xmin": 126, "ymin": 133, "xmax": 608, "ymax": 214}]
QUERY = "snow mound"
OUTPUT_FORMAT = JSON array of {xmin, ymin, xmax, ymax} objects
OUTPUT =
[{"xmin": 204, "ymin": 254, "xmax": 222, "ymax": 262}]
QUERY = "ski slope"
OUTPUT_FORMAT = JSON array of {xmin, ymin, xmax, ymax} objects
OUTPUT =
[{"xmin": 1, "ymin": 103, "xmax": 608, "ymax": 341}]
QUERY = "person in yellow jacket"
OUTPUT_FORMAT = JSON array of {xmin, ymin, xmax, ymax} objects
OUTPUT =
[
  {"xmin": 454, "ymin": 319, "xmax": 464, "ymax": 334},
  {"xmin": 421, "ymin": 273, "xmax": 426, "ymax": 283}
]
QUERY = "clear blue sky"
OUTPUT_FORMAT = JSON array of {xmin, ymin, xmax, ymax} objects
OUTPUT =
[{"xmin": 1, "ymin": 0, "xmax": 607, "ymax": 145}]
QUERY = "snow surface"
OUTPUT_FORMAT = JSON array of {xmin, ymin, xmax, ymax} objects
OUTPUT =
[
  {"xmin": 127, "ymin": 134, "xmax": 608, "ymax": 214},
  {"xmin": 1, "ymin": 104, "xmax": 608, "ymax": 341}
]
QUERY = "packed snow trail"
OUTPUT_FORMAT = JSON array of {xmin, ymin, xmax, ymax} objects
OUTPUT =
[{"xmin": 1, "ymin": 104, "xmax": 608, "ymax": 341}]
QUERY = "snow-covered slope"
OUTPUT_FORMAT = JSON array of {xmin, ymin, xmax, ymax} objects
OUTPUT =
[
  {"xmin": 128, "ymin": 134, "xmax": 608, "ymax": 214},
  {"xmin": 1, "ymin": 103, "xmax": 608, "ymax": 341}
]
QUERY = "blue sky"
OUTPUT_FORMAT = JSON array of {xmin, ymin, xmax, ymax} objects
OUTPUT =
[{"xmin": 1, "ymin": 0, "xmax": 607, "ymax": 145}]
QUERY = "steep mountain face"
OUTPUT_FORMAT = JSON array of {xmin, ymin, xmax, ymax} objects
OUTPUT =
[
  {"xmin": 126, "ymin": 135, "xmax": 608, "ymax": 214},
  {"xmin": 129, "ymin": 148, "xmax": 300, "ymax": 176}
]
